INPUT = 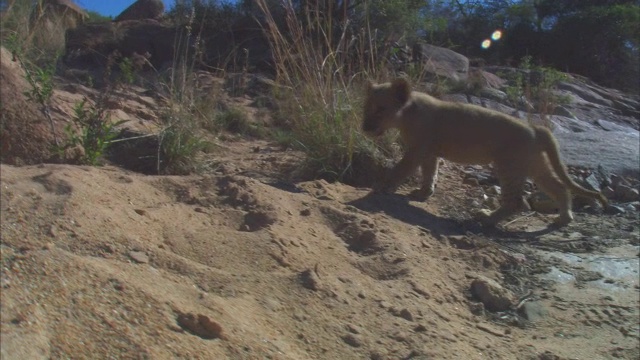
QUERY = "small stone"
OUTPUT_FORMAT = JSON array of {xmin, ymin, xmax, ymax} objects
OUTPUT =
[
  {"xmin": 517, "ymin": 301, "xmax": 548, "ymax": 322},
  {"xmin": 414, "ymin": 324, "xmax": 428, "ymax": 332},
  {"xmin": 346, "ymin": 323, "xmax": 362, "ymax": 334},
  {"xmin": 615, "ymin": 185, "xmax": 639, "ymax": 202},
  {"xmin": 602, "ymin": 186, "xmax": 615, "ymax": 199},
  {"xmin": 468, "ymin": 302, "xmax": 485, "ymax": 316},
  {"xmin": 300, "ymin": 208, "xmax": 311, "ymax": 216},
  {"xmin": 528, "ymin": 192, "xmax": 557, "ymax": 214},
  {"xmin": 583, "ymin": 173, "xmax": 602, "ymax": 192},
  {"xmin": 399, "ymin": 308, "xmax": 414, "ymax": 321},
  {"xmin": 463, "ymin": 177, "xmax": 480, "ymax": 186},
  {"xmin": 176, "ymin": 312, "xmax": 226, "ymax": 340},
  {"xmin": 134, "ymin": 209, "xmax": 147, "ymax": 216},
  {"xmin": 486, "ymin": 185, "xmax": 501, "ymax": 195},
  {"xmin": 605, "ymin": 205, "xmax": 626, "ymax": 215},
  {"xmin": 299, "ymin": 268, "xmax": 321, "ymax": 291},
  {"xmin": 342, "ymin": 333, "xmax": 363, "ymax": 347},
  {"xmin": 470, "ymin": 275, "xmax": 514, "ymax": 312},
  {"xmin": 128, "ymin": 251, "xmax": 149, "ymax": 264},
  {"xmin": 48, "ymin": 225, "xmax": 57, "ymax": 238}
]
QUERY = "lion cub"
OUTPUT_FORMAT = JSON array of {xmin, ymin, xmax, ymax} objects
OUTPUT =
[{"xmin": 362, "ymin": 78, "xmax": 607, "ymax": 227}]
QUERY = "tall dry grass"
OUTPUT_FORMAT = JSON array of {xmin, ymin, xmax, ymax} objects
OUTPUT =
[{"xmin": 255, "ymin": 0, "xmax": 399, "ymax": 184}]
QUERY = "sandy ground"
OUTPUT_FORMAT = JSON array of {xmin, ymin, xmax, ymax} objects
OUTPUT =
[{"xmin": 1, "ymin": 137, "xmax": 638, "ymax": 360}]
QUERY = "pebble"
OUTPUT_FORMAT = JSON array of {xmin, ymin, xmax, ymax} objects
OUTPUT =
[
  {"xmin": 128, "ymin": 251, "xmax": 149, "ymax": 264},
  {"xmin": 342, "ymin": 333, "xmax": 363, "ymax": 347},
  {"xmin": 615, "ymin": 184, "xmax": 639, "ymax": 202},
  {"xmin": 470, "ymin": 276, "xmax": 514, "ymax": 312}
]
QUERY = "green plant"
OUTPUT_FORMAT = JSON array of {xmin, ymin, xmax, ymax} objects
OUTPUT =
[
  {"xmin": 158, "ymin": 121, "xmax": 207, "ymax": 175},
  {"xmin": 118, "ymin": 57, "xmax": 136, "ymax": 85},
  {"xmin": 5, "ymin": 33, "xmax": 60, "ymax": 146},
  {"xmin": 63, "ymin": 98, "xmax": 127, "ymax": 165},
  {"xmin": 503, "ymin": 55, "xmax": 570, "ymax": 127},
  {"xmin": 214, "ymin": 107, "xmax": 250, "ymax": 134}
]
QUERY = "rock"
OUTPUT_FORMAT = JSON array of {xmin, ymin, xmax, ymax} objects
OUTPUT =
[
  {"xmin": 528, "ymin": 192, "xmax": 557, "ymax": 214},
  {"xmin": 176, "ymin": 312, "xmax": 226, "ymax": 340},
  {"xmin": 399, "ymin": 308, "xmax": 414, "ymax": 322},
  {"xmin": 486, "ymin": 185, "xmax": 501, "ymax": 195},
  {"xmin": 31, "ymin": 0, "xmax": 87, "ymax": 32},
  {"xmin": 463, "ymin": 176, "xmax": 480, "ymax": 187},
  {"xmin": 299, "ymin": 268, "xmax": 321, "ymax": 291},
  {"xmin": 605, "ymin": 205, "xmax": 626, "ymax": 215},
  {"xmin": 602, "ymin": 186, "xmax": 615, "ymax": 199},
  {"xmin": 114, "ymin": 0, "xmax": 165, "ymax": 22},
  {"xmin": 582, "ymin": 173, "xmax": 602, "ymax": 192},
  {"xmin": 470, "ymin": 276, "xmax": 514, "ymax": 312},
  {"xmin": 0, "ymin": 47, "xmax": 57, "ymax": 165},
  {"xmin": 554, "ymin": 131, "xmax": 639, "ymax": 178},
  {"xmin": 468, "ymin": 302, "xmax": 485, "ymax": 316},
  {"xmin": 65, "ymin": 20, "xmax": 186, "ymax": 70},
  {"xmin": 128, "ymin": 251, "xmax": 149, "ymax": 264},
  {"xmin": 615, "ymin": 184, "xmax": 639, "ymax": 202},
  {"xmin": 412, "ymin": 43, "xmax": 469, "ymax": 82},
  {"xmin": 342, "ymin": 333, "xmax": 363, "ymax": 347},
  {"xmin": 242, "ymin": 209, "xmax": 277, "ymax": 231},
  {"xmin": 517, "ymin": 301, "xmax": 548, "ymax": 322}
]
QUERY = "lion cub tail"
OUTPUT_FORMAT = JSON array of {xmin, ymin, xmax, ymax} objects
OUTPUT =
[{"xmin": 534, "ymin": 127, "xmax": 608, "ymax": 207}]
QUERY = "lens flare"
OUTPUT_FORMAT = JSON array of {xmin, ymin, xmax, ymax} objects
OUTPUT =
[
  {"xmin": 491, "ymin": 30, "xmax": 502, "ymax": 41},
  {"xmin": 481, "ymin": 39, "xmax": 491, "ymax": 49}
]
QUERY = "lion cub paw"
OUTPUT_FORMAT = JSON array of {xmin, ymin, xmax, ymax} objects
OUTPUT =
[
  {"xmin": 408, "ymin": 188, "xmax": 434, "ymax": 202},
  {"xmin": 552, "ymin": 213, "xmax": 574, "ymax": 227}
]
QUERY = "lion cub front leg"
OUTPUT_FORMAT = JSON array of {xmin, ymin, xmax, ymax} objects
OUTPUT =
[
  {"xmin": 373, "ymin": 150, "xmax": 421, "ymax": 194},
  {"xmin": 409, "ymin": 156, "xmax": 439, "ymax": 201}
]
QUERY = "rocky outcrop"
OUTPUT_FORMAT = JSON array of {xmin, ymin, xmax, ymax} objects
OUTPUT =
[
  {"xmin": 412, "ymin": 43, "xmax": 469, "ymax": 82},
  {"xmin": 114, "ymin": 0, "xmax": 165, "ymax": 22},
  {"xmin": 64, "ymin": 20, "xmax": 189, "ymax": 70},
  {"xmin": 0, "ymin": 48, "xmax": 56, "ymax": 165},
  {"xmin": 64, "ymin": 16, "xmax": 273, "ymax": 73}
]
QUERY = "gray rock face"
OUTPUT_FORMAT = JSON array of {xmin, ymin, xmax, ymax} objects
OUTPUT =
[{"xmin": 412, "ymin": 43, "xmax": 469, "ymax": 82}]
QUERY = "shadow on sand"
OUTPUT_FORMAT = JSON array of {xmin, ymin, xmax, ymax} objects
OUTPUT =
[{"xmin": 347, "ymin": 192, "xmax": 559, "ymax": 242}]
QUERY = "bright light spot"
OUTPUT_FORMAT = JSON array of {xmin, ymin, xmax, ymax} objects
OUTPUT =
[
  {"xmin": 491, "ymin": 30, "xmax": 502, "ymax": 41},
  {"xmin": 481, "ymin": 39, "xmax": 491, "ymax": 49}
]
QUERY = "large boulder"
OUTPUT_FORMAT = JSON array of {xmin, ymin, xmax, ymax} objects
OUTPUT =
[
  {"xmin": 114, "ymin": 0, "xmax": 165, "ymax": 22},
  {"xmin": 31, "ymin": 0, "xmax": 88, "ymax": 27},
  {"xmin": 64, "ymin": 20, "xmax": 189, "ymax": 70},
  {"xmin": 64, "ymin": 16, "xmax": 274, "ymax": 73},
  {"xmin": 0, "ymin": 48, "xmax": 56, "ymax": 165},
  {"xmin": 412, "ymin": 43, "xmax": 469, "ymax": 82}
]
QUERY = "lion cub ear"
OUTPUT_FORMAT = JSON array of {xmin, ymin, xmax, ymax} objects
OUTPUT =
[{"xmin": 391, "ymin": 78, "xmax": 410, "ymax": 104}]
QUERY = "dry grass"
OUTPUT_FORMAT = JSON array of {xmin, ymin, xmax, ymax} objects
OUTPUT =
[{"xmin": 255, "ymin": 0, "xmax": 401, "ymax": 184}]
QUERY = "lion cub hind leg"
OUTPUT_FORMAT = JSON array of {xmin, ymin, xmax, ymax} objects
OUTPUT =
[
  {"xmin": 409, "ymin": 156, "xmax": 439, "ymax": 201},
  {"xmin": 476, "ymin": 167, "xmax": 528, "ymax": 226},
  {"xmin": 531, "ymin": 154, "xmax": 573, "ymax": 226}
]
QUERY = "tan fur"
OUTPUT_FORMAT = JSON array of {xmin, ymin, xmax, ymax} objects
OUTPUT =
[{"xmin": 362, "ymin": 78, "xmax": 607, "ymax": 227}]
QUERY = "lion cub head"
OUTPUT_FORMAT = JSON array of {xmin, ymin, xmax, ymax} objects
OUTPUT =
[{"xmin": 362, "ymin": 78, "xmax": 411, "ymax": 136}]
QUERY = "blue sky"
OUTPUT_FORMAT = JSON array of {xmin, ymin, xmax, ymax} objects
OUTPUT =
[{"xmin": 76, "ymin": 0, "xmax": 177, "ymax": 17}]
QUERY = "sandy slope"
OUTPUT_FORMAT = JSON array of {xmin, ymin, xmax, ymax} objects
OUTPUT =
[{"xmin": 1, "ymin": 152, "xmax": 638, "ymax": 359}]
